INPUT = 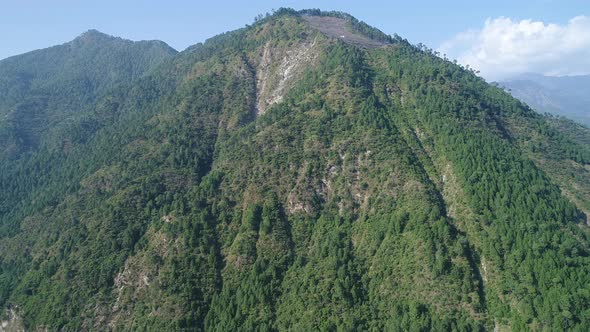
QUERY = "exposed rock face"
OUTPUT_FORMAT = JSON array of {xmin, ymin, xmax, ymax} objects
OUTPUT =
[
  {"xmin": 0, "ymin": 309, "xmax": 24, "ymax": 332},
  {"xmin": 256, "ymin": 14, "xmax": 394, "ymax": 117},
  {"xmin": 255, "ymin": 38, "xmax": 320, "ymax": 115}
]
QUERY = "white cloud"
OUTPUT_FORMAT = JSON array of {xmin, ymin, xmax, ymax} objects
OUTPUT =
[{"xmin": 438, "ymin": 16, "xmax": 590, "ymax": 81}]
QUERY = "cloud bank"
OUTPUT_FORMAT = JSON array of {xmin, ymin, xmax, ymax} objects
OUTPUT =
[{"xmin": 438, "ymin": 16, "xmax": 590, "ymax": 81}]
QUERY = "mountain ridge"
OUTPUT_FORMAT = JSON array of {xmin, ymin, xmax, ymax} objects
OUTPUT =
[
  {"xmin": 499, "ymin": 73, "xmax": 590, "ymax": 127},
  {"xmin": 0, "ymin": 28, "xmax": 177, "ymax": 160}
]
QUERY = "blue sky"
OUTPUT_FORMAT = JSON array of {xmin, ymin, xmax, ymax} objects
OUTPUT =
[{"xmin": 1, "ymin": 0, "xmax": 588, "ymax": 79}]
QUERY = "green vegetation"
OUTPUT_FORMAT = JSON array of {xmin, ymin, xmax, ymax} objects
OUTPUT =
[
  {"xmin": 1, "ymin": 9, "xmax": 589, "ymax": 331},
  {"xmin": 0, "ymin": 29, "xmax": 176, "ymax": 159}
]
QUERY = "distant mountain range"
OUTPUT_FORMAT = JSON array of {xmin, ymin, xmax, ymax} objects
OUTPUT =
[{"xmin": 500, "ymin": 73, "xmax": 590, "ymax": 127}]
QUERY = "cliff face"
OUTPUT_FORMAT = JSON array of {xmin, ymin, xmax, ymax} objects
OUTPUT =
[{"xmin": 0, "ymin": 10, "xmax": 589, "ymax": 331}]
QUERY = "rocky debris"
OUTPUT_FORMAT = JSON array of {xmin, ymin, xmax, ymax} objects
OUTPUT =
[
  {"xmin": 0, "ymin": 308, "xmax": 24, "ymax": 332},
  {"xmin": 255, "ymin": 38, "xmax": 319, "ymax": 115}
]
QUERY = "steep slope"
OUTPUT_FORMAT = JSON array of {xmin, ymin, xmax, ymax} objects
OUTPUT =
[
  {"xmin": 1, "ymin": 9, "xmax": 589, "ymax": 331},
  {"xmin": 0, "ymin": 30, "xmax": 177, "ymax": 244},
  {"xmin": 500, "ymin": 73, "xmax": 590, "ymax": 127}
]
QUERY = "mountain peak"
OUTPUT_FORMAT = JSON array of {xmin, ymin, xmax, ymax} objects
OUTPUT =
[
  {"xmin": 76, "ymin": 29, "xmax": 114, "ymax": 41},
  {"xmin": 81, "ymin": 28, "xmax": 108, "ymax": 36},
  {"xmin": 255, "ymin": 8, "xmax": 397, "ymax": 47},
  {"xmin": 71, "ymin": 29, "xmax": 176, "ymax": 54},
  {"xmin": 303, "ymin": 15, "xmax": 388, "ymax": 49},
  {"xmin": 69, "ymin": 29, "xmax": 120, "ymax": 49}
]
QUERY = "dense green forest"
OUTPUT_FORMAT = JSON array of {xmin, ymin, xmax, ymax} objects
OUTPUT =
[
  {"xmin": 0, "ymin": 29, "xmax": 176, "ymax": 160},
  {"xmin": 1, "ymin": 9, "xmax": 589, "ymax": 331}
]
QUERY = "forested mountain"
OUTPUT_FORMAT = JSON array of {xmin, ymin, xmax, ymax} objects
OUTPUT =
[
  {"xmin": 1, "ymin": 9, "xmax": 589, "ymax": 331},
  {"xmin": 500, "ymin": 73, "xmax": 590, "ymax": 127},
  {"xmin": 0, "ymin": 29, "xmax": 177, "ymax": 159}
]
